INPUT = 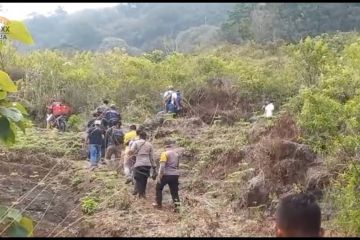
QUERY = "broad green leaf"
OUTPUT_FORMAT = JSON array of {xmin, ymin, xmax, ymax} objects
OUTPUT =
[
  {"xmin": 0, "ymin": 107, "xmax": 23, "ymax": 122},
  {"xmin": 0, "ymin": 90, "xmax": 6, "ymax": 100},
  {"xmin": 0, "ymin": 117, "xmax": 15, "ymax": 145},
  {"xmin": 6, "ymin": 208, "xmax": 22, "ymax": 222},
  {"xmin": 14, "ymin": 119, "xmax": 27, "ymax": 133},
  {"xmin": 19, "ymin": 216, "xmax": 34, "ymax": 237},
  {"xmin": 11, "ymin": 102, "xmax": 28, "ymax": 115},
  {"xmin": 7, "ymin": 222, "xmax": 28, "ymax": 237},
  {"xmin": 0, "ymin": 71, "xmax": 17, "ymax": 92},
  {"xmin": 7, "ymin": 20, "xmax": 34, "ymax": 45}
]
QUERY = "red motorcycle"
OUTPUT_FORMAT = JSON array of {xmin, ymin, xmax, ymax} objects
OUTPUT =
[{"xmin": 47, "ymin": 102, "xmax": 72, "ymax": 132}]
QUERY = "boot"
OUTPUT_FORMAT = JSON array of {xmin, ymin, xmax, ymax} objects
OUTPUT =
[{"xmin": 152, "ymin": 203, "xmax": 162, "ymax": 209}]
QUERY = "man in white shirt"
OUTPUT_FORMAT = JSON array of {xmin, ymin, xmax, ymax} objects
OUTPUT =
[
  {"xmin": 163, "ymin": 86, "xmax": 177, "ymax": 113},
  {"xmin": 264, "ymin": 100, "xmax": 275, "ymax": 118}
]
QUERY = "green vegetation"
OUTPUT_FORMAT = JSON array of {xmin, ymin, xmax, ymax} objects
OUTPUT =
[
  {"xmin": 222, "ymin": 3, "xmax": 360, "ymax": 44},
  {"xmin": 24, "ymin": 3, "xmax": 235, "ymax": 52},
  {"xmin": 0, "ymin": 17, "xmax": 35, "ymax": 237},
  {"xmin": 81, "ymin": 196, "xmax": 99, "ymax": 215},
  {"xmin": 19, "ymin": 3, "xmax": 360, "ymax": 53},
  {"xmin": 3, "ymin": 31, "xmax": 360, "ymax": 236},
  {"xmin": 331, "ymin": 165, "xmax": 360, "ymax": 235},
  {"xmin": 2, "ymin": 3, "xmax": 360, "ymax": 236},
  {"xmin": 0, "ymin": 20, "xmax": 33, "ymax": 144},
  {"xmin": 9, "ymin": 128, "xmax": 83, "ymax": 157},
  {"xmin": 0, "ymin": 206, "xmax": 34, "ymax": 237}
]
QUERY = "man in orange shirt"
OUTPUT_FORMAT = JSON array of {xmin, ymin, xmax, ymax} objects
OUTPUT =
[{"xmin": 46, "ymin": 98, "xmax": 61, "ymax": 129}]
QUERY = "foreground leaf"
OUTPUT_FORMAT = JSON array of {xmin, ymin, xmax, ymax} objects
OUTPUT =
[
  {"xmin": 0, "ymin": 117, "xmax": 15, "ymax": 144},
  {"xmin": 6, "ymin": 208, "xmax": 22, "ymax": 222},
  {"xmin": 11, "ymin": 102, "xmax": 28, "ymax": 115},
  {"xmin": 14, "ymin": 119, "xmax": 27, "ymax": 133},
  {"xmin": 0, "ymin": 91, "xmax": 7, "ymax": 100},
  {"xmin": 7, "ymin": 222, "xmax": 28, "ymax": 237},
  {"xmin": 0, "ymin": 71, "xmax": 17, "ymax": 92},
  {"xmin": 0, "ymin": 107, "xmax": 23, "ymax": 122},
  {"xmin": 7, "ymin": 20, "xmax": 34, "ymax": 45},
  {"xmin": 19, "ymin": 216, "xmax": 34, "ymax": 237}
]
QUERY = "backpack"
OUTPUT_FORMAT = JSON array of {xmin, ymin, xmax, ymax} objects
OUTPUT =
[
  {"xmin": 109, "ymin": 128, "xmax": 124, "ymax": 145},
  {"xmin": 105, "ymin": 110, "xmax": 121, "ymax": 122},
  {"xmin": 167, "ymin": 102, "xmax": 176, "ymax": 113},
  {"xmin": 88, "ymin": 126, "xmax": 101, "ymax": 140},
  {"xmin": 176, "ymin": 91, "xmax": 182, "ymax": 108}
]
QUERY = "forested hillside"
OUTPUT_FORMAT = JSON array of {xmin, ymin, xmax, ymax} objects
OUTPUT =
[
  {"xmin": 18, "ymin": 3, "xmax": 360, "ymax": 54},
  {"xmin": 23, "ymin": 3, "xmax": 234, "ymax": 53},
  {"xmin": 222, "ymin": 3, "xmax": 360, "ymax": 43}
]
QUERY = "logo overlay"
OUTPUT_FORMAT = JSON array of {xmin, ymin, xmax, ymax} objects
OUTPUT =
[{"xmin": 0, "ymin": 16, "xmax": 10, "ymax": 42}]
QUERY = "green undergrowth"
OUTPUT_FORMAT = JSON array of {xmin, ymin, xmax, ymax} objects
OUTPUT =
[
  {"xmin": 178, "ymin": 122, "xmax": 250, "ymax": 174},
  {"xmin": 323, "ymin": 164, "xmax": 360, "ymax": 236},
  {"xmin": 73, "ymin": 162, "xmax": 133, "ymax": 215},
  {"xmin": 7, "ymin": 128, "xmax": 84, "ymax": 157}
]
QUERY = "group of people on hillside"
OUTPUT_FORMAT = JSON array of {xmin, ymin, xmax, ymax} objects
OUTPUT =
[
  {"xmin": 46, "ymin": 92, "xmax": 327, "ymax": 237},
  {"xmin": 84, "ymin": 100, "xmax": 180, "ymax": 210}
]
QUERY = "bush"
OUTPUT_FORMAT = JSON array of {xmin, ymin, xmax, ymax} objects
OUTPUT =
[
  {"xmin": 81, "ymin": 196, "xmax": 99, "ymax": 215},
  {"xmin": 298, "ymin": 90, "xmax": 344, "ymax": 153},
  {"xmin": 67, "ymin": 114, "xmax": 84, "ymax": 132},
  {"xmin": 331, "ymin": 164, "xmax": 360, "ymax": 236}
]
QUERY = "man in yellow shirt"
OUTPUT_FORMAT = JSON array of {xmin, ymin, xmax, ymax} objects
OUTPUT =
[
  {"xmin": 124, "ymin": 125, "xmax": 137, "ymax": 145},
  {"xmin": 123, "ymin": 125, "xmax": 137, "ymax": 184},
  {"xmin": 152, "ymin": 140, "xmax": 180, "ymax": 211}
]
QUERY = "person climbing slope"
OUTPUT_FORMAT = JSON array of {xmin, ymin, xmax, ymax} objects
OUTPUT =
[
  {"xmin": 96, "ymin": 99, "xmax": 110, "ymax": 115},
  {"xmin": 104, "ymin": 104, "xmax": 121, "ymax": 128},
  {"xmin": 86, "ymin": 111, "xmax": 99, "ymax": 130},
  {"xmin": 152, "ymin": 140, "xmax": 180, "ymax": 211},
  {"xmin": 163, "ymin": 86, "xmax": 177, "ymax": 114},
  {"xmin": 86, "ymin": 120, "xmax": 104, "ymax": 171},
  {"xmin": 175, "ymin": 89, "xmax": 183, "ymax": 115},
  {"xmin": 104, "ymin": 121, "xmax": 124, "ymax": 171},
  {"xmin": 123, "ymin": 125, "xmax": 138, "ymax": 184},
  {"xmin": 263, "ymin": 100, "xmax": 275, "ymax": 118},
  {"xmin": 46, "ymin": 98, "xmax": 61, "ymax": 129},
  {"xmin": 129, "ymin": 131, "xmax": 156, "ymax": 198}
]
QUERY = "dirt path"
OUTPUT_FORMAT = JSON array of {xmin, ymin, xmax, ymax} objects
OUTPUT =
[
  {"xmin": 64, "ymin": 156, "xmax": 276, "ymax": 237},
  {"xmin": 0, "ymin": 150, "xmax": 81, "ymax": 237},
  {"xmin": 0, "ymin": 126, "xmax": 276, "ymax": 237}
]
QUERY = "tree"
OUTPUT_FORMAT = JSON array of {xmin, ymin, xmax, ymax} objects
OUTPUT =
[
  {"xmin": 0, "ymin": 18, "xmax": 35, "ymax": 237},
  {"xmin": 221, "ymin": 3, "xmax": 256, "ymax": 43},
  {"xmin": 221, "ymin": 3, "xmax": 360, "ymax": 44},
  {"xmin": 176, "ymin": 25, "xmax": 222, "ymax": 53}
]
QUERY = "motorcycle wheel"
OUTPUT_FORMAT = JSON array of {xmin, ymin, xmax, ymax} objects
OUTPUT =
[{"xmin": 58, "ymin": 119, "xmax": 66, "ymax": 132}]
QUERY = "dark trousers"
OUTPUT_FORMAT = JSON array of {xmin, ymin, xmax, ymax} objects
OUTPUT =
[
  {"xmin": 101, "ymin": 139, "xmax": 106, "ymax": 158},
  {"xmin": 156, "ymin": 175, "xmax": 180, "ymax": 206},
  {"xmin": 133, "ymin": 166, "xmax": 151, "ymax": 198}
]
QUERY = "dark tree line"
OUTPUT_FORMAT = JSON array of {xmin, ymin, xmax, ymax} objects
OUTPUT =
[{"xmin": 221, "ymin": 3, "xmax": 360, "ymax": 44}]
